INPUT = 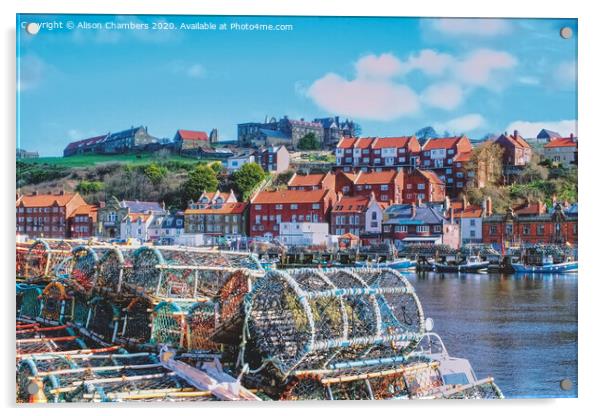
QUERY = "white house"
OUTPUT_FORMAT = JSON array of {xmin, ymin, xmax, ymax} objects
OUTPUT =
[
  {"xmin": 450, "ymin": 197, "xmax": 492, "ymax": 244},
  {"xmin": 278, "ymin": 222, "xmax": 330, "ymax": 246},
  {"xmin": 226, "ymin": 152, "xmax": 256, "ymax": 172},
  {"xmin": 120, "ymin": 212, "xmax": 155, "ymax": 242},
  {"xmin": 148, "ymin": 212, "xmax": 185, "ymax": 244},
  {"xmin": 543, "ymin": 135, "xmax": 577, "ymax": 168}
]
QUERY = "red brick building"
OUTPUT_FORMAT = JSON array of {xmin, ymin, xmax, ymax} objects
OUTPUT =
[
  {"xmin": 249, "ymin": 189, "xmax": 336, "ymax": 238},
  {"xmin": 335, "ymin": 136, "xmax": 421, "ymax": 171},
  {"xmin": 330, "ymin": 193, "xmax": 385, "ymax": 240},
  {"xmin": 287, "ymin": 171, "xmax": 335, "ymax": 191},
  {"xmin": 420, "ymin": 136, "xmax": 473, "ymax": 196},
  {"xmin": 494, "ymin": 130, "xmax": 532, "ymax": 167},
  {"xmin": 482, "ymin": 201, "xmax": 577, "ymax": 247},
  {"xmin": 349, "ymin": 170, "xmax": 402, "ymax": 205},
  {"xmin": 16, "ymin": 191, "xmax": 96, "ymax": 239},
  {"xmin": 403, "ymin": 169, "xmax": 446, "ymax": 204}
]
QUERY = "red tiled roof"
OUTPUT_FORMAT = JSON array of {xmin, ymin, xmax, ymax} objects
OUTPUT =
[
  {"xmin": 452, "ymin": 205, "xmax": 483, "ymax": 218},
  {"xmin": 423, "ymin": 137, "xmax": 465, "ymax": 151},
  {"xmin": 514, "ymin": 201, "xmax": 546, "ymax": 216},
  {"xmin": 454, "ymin": 151, "xmax": 473, "ymax": 162},
  {"xmin": 126, "ymin": 213, "xmax": 151, "ymax": 222},
  {"xmin": 71, "ymin": 204, "xmax": 98, "ymax": 221},
  {"xmin": 416, "ymin": 169, "xmax": 444, "ymax": 185},
  {"xmin": 355, "ymin": 137, "xmax": 374, "ymax": 149},
  {"xmin": 333, "ymin": 195, "xmax": 371, "ymax": 213},
  {"xmin": 355, "ymin": 170, "xmax": 397, "ymax": 185},
  {"xmin": 178, "ymin": 129, "xmax": 209, "ymax": 141},
  {"xmin": 498, "ymin": 133, "xmax": 530, "ymax": 149},
  {"xmin": 253, "ymin": 189, "xmax": 331, "ymax": 204},
  {"xmin": 17, "ymin": 192, "xmax": 77, "ymax": 207},
  {"xmin": 337, "ymin": 137, "xmax": 356, "ymax": 149},
  {"xmin": 544, "ymin": 137, "xmax": 577, "ymax": 148},
  {"xmin": 185, "ymin": 202, "xmax": 247, "ymax": 215},
  {"xmin": 372, "ymin": 136, "xmax": 413, "ymax": 149},
  {"xmin": 288, "ymin": 173, "xmax": 328, "ymax": 187},
  {"xmin": 340, "ymin": 232, "xmax": 360, "ymax": 240},
  {"xmin": 64, "ymin": 135, "xmax": 107, "ymax": 151}
]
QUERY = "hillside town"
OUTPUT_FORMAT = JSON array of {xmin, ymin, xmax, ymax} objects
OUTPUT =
[{"xmin": 16, "ymin": 115, "xmax": 578, "ymax": 258}]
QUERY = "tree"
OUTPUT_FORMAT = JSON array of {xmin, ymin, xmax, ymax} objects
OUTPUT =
[
  {"xmin": 75, "ymin": 180, "xmax": 104, "ymax": 194},
  {"xmin": 466, "ymin": 141, "xmax": 504, "ymax": 188},
  {"xmin": 209, "ymin": 161, "xmax": 223, "ymax": 175},
  {"xmin": 143, "ymin": 163, "xmax": 168, "ymax": 185},
  {"xmin": 231, "ymin": 162, "xmax": 266, "ymax": 200},
  {"xmin": 415, "ymin": 126, "xmax": 438, "ymax": 141},
  {"xmin": 298, "ymin": 133, "xmax": 321, "ymax": 150},
  {"xmin": 181, "ymin": 164, "xmax": 218, "ymax": 203},
  {"xmin": 517, "ymin": 154, "xmax": 549, "ymax": 184}
]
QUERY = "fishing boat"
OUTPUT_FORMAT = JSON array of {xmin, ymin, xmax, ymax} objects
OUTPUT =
[
  {"xmin": 434, "ymin": 255, "xmax": 489, "ymax": 273},
  {"xmin": 355, "ymin": 258, "xmax": 417, "ymax": 270},
  {"xmin": 512, "ymin": 254, "xmax": 577, "ymax": 273}
]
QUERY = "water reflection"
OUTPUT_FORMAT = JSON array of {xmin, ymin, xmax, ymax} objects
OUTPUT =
[{"xmin": 406, "ymin": 272, "xmax": 578, "ymax": 398}]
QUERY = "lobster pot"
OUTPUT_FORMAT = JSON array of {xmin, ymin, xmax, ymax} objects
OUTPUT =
[
  {"xmin": 186, "ymin": 301, "xmax": 218, "ymax": 351},
  {"xmin": 245, "ymin": 268, "xmax": 425, "ymax": 376},
  {"xmin": 16, "ymin": 243, "xmax": 30, "ymax": 278},
  {"xmin": 127, "ymin": 246, "xmax": 264, "ymax": 299},
  {"xmin": 96, "ymin": 247, "xmax": 135, "ymax": 295},
  {"xmin": 70, "ymin": 292, "xmax": 91, "ymax": 328},
  {"xmin": 85, "ymin": 297, "xmax": 121, "ymax": 344},
  {"xmin": 40, "ymin": 282, "xmax": 73, "ymax": 324},
  {"xmin": 150, "ymin": 301, "xmax": 193, "ymax": 349},
  {"xmin": 119, "ymin": 297, "xmax": 153, "ymax": 346},
  {"xmin": 66, "ymin": 246, "xmax": 111, "ymax": 293},
  {"xmin": 18, "ymin": 286, "xmax": 43, "ymax": 320},
  {"xmin": 23, "ymin": 239, "xmax": 74, "ymax": 282},
  {"xmin": 281, "ymin": 360, "xmax": 443, "ymax": 401}
]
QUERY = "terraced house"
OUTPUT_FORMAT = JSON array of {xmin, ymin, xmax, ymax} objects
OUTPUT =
[
  {"xmin": 335, "ymin": 136, "xmax": 421, "ymax": 171},
  {"xmin": 249, "ymin": 189, "xmax": 336, "ymax": 238},
  {"xmin": 420, "ymin": 136, "xmax": 474, "ymax": 197},
  {"xmin": 184, "ymin": 191, "xmax": 247, "ymax": 239}
]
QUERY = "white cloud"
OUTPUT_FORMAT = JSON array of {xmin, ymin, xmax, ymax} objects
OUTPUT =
[
  {"xmin": 17, "ymin": 55, "xmax": 46, "ymax": 91},
  {"xmin": 307, "ymin": 73, "xmax": 420, "ymax": 121},
  {"xmin": 355, "ymin": 53, "xmax": 403, "ymax": 79},
  {"xmin": 399, "ymin": 49, "xmax": 454, "ymax": 76},
  {"xmin": 434, "ymin": 114, "xmax": 486, "ymax": 134},
  {"xmin": 430, "ymin": 18, "xmax": 511, "ymax": 37},
  {"xmin": 421, "ymin": 83, "xmax": 464, "ymax": 110},
  {"xmin": 186, "ymin": 64, "xmax": 206, "ymax": 79},
  {"xmin": 505, "ymin": 120, "xmax": 577, "ymax": 138},
  {"xmin": 453, "ymin": 49, "xmax": 517, "ymax": 87}
]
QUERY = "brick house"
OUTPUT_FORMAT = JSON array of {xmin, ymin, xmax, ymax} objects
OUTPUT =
[
  {"xmin": 382, "ymin": 203, "xmax": 460, "ymax": 249},
  {"xmin": 330, "ymin": 193, "xmax": 385, "ymax": 243},
  {"xmin": 449, "ymin": 197, "xmax": 493, "ymax": 244},
  {"xmin": 174, "ymin": 129, "xmax": 215, "ymax": 153},
  {"xmin": 249, "ymin": 189, "xmax": 336, "ymax": 238},
  {"xmin": 257, "ymin": 145, "xmax": 290, "ymax": 173},
  {"xmin": 16, "ymin": 191, "xmax": 94, "ymax": 239},
  {"xmin": 69, "ymin": 204, "xmax": 98, "ymax": 239},
  {"xmin": 482, "ymin": 201, "xmax": 578, "ymax": 248},
  {"xmin": 287, "ymin": 171, "xmax": 336, "ymax": 191},
  {"xmin": 403, "ymin": 169, "xmax": 446, "ymax": 204},
  {"xmin": 352, "ymin": 170, "xmax": 403, "ymax": 204},
  {"xmin": 335, "ymin": 136, "xmax": 421, "ymax": 171},
  {"xmin": 543, "ymin": 135, "xmax": 578, "ymax": 167},
  {"xmin": 184, "ymin": 190, "xmax": 247, "ymax": 238},
  {"xmin": 420, "ymin": 136, "xmax": 473, "ymax": 197},
  {"xmin": 494, "ymin": 130, "xmax": 532, "ymax": 168}
]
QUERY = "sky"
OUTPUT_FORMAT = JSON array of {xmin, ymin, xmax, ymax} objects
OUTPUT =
[{"xmin": 17, "ymin": 15, "xmax": 577, "ymax": 156}]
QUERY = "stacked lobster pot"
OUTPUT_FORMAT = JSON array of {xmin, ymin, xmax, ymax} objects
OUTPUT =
[
  {"xmin": 18, "ymin": 239, "xmax": 78, "ymax": 284},
  {"xmin": 212, "ymin": 267, "xmax": 503, "ymax": 400}
]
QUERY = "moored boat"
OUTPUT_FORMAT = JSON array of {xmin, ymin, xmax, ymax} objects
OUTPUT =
[
  {"xmin": 355, "ymin": 258, "xmax": 417, "ymax": 270},
  {"xmin": 434, "ymin": 256, "xmax": 489, "ymax": 273}
]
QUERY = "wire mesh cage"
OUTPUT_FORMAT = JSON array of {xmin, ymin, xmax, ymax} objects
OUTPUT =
[
  {"xmin": 118, "ymin": 297, "xmax": 153, "ymax": 347},
  {"xmin": 18, "ymin": 285, "xmax": 43, "ymax": 320},
  {"xmin": 85, "ymin": 297, "xmax": 122, "ymax": 344},
  {"xmin": 127, "ymin": 246, "xmax": 264, "ymax": 300},
  {"xmin": 186, "ymin": 301, "xmax": 218, "ymax": 352},
  {"xmin": 64, "ymin": 246, "xmax": 111, "ymax": 293},
  {"xmin": 243, "ymin": 268, "xmax": 425, "ymax": 377},
  {"xmin": 22, "ymin": 239, "xmax": 74, "ymax": 282},
  {"xmin": 96, "ymin": 246, "xmax": 135, "ymax": 295},
  {"xmin": 40, "ymin": 281, "xmax": 73, "ymax": 324}
]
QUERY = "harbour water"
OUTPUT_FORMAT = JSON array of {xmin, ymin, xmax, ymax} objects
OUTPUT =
[{"xmin": 405, "ymin": 272, "xmax": 578, "ymax": 398}]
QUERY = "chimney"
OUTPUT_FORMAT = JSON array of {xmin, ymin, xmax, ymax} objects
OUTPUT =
[
  {"xmin": 444, "ymin": 196, "xmax": 451, "ymax": 212},
  {"xmin": 411, "ymin": 202, "xmax": 416, "ymax": 218},
  {"xmin": 337, "ymin": 191, "xmax": 343, "ymax": 202},
  {"xmin": 462, "ymin": 195, "xmax": 468, "ymax": 210},
  {"xmin": 485, "ymin": 197, "xmax": 492, "ymax": 216},
  {"xmin": 417, "ymin": 197, "xmax": 423, "ymax": 207},
  {"xmin": 59, "ymin": 190, "xmax": 65, "ymax": 195},
  {"xmin": 513, "ymin": 130, "xmax": 518, "ymax": 138}
]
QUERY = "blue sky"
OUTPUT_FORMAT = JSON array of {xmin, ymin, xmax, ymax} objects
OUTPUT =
[{"xmin": 17, "ymin": 15, "xmax": 577, "ymax": 156}]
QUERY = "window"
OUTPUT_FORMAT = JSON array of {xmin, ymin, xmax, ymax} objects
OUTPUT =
[
  {"xmin": 381, "ymin": 195, "xmax": 389, "ymax": 201},
  {"xmin": 395, "ymin": 225, "xmax": 408, "ymax": 232},
  {"xmin": 275, "ymin": 204, "xmax": 283, "ymax": 210},
  {"xmin": 417, "ymin": 225, "xmax": 429, "ymax": 233},
  {"xmin": 470, "ymin": 230, "xmax": 476, "ymax": 238},
  {"xmin": 457, "ymin": 182, "xmax": 464, "ymax": 188},
  {"xmin": 417, "ymin": 183, "xmax": 425, "ymax": 190},
  {"xmin": 380, "ymin": 185, "xmax": 389, "ymax": 191},
  {"xmin": 536, "ymin": 224, "xmax": 545, "ymax": 235},
  {"xmin": 470, "ymin": 219, "xmax": 476, "ymax": 226},
  {"xmin": 406, "ymin": 184, "xmax": 413, "ymax": 190},
  {"xmin": 371, "ymin": 211, "xmax": 377, "ymax": 220},
  {"xmin": 434, "ymin": 225, "xmax": 441, "ymax": 232},
  {"xmin": 523, "ymin": 225, "xmax": 530, "ymax": 235},
  {"xmin": 255, "ymin": 216, "xmax": 261, "ymax": 225},
  {"xmin": 290, "ymin": 204, "xmax": 298, "ymax": 210},
  {"xmin": 255, "ymin": 205, "xmax": 262, "ymax": 211},
  {"xmin": 312, "ymin": 203, "xmax": 320, "ymax": 209},
  {"xmin": 505, "ymin": 224, "xmax": 513, "ymax": 235},
  {"xmin": 418, "ymin": 193, "xmax": 425, "ymax": 200},
  {"xmin": 490, "ymin": 225, "xmax": 498, "ymax": 235}
]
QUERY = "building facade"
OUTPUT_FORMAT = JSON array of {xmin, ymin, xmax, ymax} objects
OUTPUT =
[
  {"xmin": 287, "ymin": 171, "xmax": 336, "ymax": 191},
  {"xmin": 482, "ymin": 202, "xmax": 578, "ymax": 248},
  {"xmin": 238, "ymin": 116, "xmax": 325, "ymax": 149},
  {"xmin": 16, "ymin": 191, "xmax": 94, "ymax": 239},
  {"xmin": 226, "ymin": 152, "xmax": 256, "ymax": 172},
  {"xmin": 420, "ymin": 136, "xmax": 474, "ymax": 197},
  {"xmin": 494, "ymin": 130, "xmax": 532, "ymax": 169},
  {"xmin": 403, "ymin": 169, "xmax": 446, "ymax": 204},
  {"xmin": 97, "ymin": 198, "xmax": 166, "ymax": 239},
  {"xmin": 335, "ymin": 136, "xmax": 421, "ymax": 171},
  {"xmin": 257, "ymin": 145, "xmax": 290, "ymax": 173},
  {"xmin": 184, "ymin": 191, "xmax": 247, "ymax": 238},
  {"xmin": 449, "ymin": 197, "xmax": 492, "ymax": 244},
  {"xmin": 543, "ymin": 135, "xmax": 578, "ymax": 167},
  {"xmin": 148, "ymin": 212, "xmax": 185, "ymax": 244},
  {"xmin": 352, "ymin": 170, "xmax": 403, "ymax": 204},
  {"xmin": 63, "ymin": 126, "xmax": 158, "ymax": 156},
  {"xmin": 249, "ymin": 189, "xmax": 336, "ymax": 238},
  {"xmin": 313, "ymin": 116, "xmax": 357, "ymax": 149},
  {"xmin": 278, "ymin": 222, "xmax": 330, "ymax": 246},
  {"xmin": 330, "ymin": 193, "xmax": 384, "ymax": 242},
  {"xmin": 382, "ymin": 203, "xmax": 460, "ymax": 249}
]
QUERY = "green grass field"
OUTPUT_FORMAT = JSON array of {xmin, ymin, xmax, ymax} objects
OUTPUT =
[{"xmin": 26, "ymin": 153, "xmax": 210, "ymax": 168}]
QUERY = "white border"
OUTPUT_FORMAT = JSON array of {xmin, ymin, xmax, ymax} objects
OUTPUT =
[{"xmin": 2, "ymin": 1, "xmax": 599, "ymax": 415}]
